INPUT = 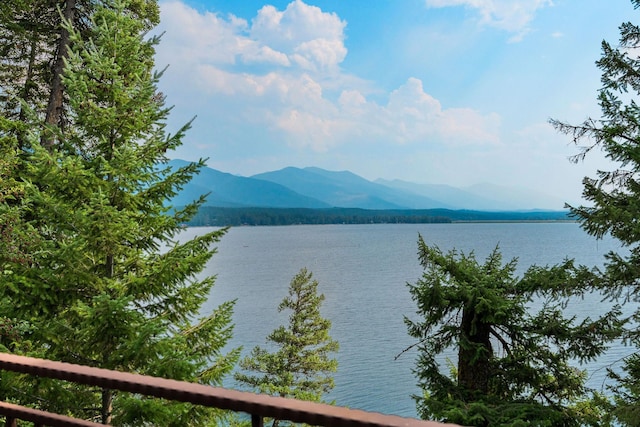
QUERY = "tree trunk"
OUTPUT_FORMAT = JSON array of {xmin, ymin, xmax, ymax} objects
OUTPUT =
[
  {"xmin": 101, "ymin": 253, "xmax": 114, "ymax": 425},
  {"xmin": 20, "ymin": 33, "xmax": 39, "ymax": 109},
  {"xmin": 101, "ymin": 388, "xmax": 112, "ymax": 424},
  {"xmin": 42, "ymin": 0, "xmax": 75, "ymax": 148},
  {"xmin": 457, "ymin": 305, "xmax": 492, "ymax": 393},
  {"xmin": 17, "ymin": 33, "xmax": 39, "ymax": 148}
]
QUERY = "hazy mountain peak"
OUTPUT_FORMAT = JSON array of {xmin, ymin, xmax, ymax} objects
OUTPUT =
[{"xmin": 168, "ymin": 159, "xmax": 566, "ymax": 211}]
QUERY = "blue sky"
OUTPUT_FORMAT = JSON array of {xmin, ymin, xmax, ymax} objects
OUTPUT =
[{"xmin": 154, "ymin": 0, "xmax": 638, "ymax": 207}]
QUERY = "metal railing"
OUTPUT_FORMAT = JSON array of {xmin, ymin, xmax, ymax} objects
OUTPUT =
[{"xmin": 0, "ymin": 353, "xmax": 457, "ymax": 427}]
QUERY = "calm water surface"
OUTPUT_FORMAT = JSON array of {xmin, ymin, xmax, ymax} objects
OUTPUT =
[{"xmin": 187, "ymin": 222, "xmax": 630, "ymax": 418}]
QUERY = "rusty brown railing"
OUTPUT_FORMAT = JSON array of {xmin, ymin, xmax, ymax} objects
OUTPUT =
[
  {"xmin": 0, "ymin": 353, "xmax": 457, "ymax": 427},
  {"xmin": 0, "ymin": 401, "xmax": 103, "ymax": 427}
]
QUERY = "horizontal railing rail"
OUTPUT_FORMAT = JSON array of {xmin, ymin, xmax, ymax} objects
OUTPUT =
[
  {"xmin": 0, "ymin": 353, "xmax": 457, "ymax": 427},
  {"xmin": 0, "ymin": 401, "xmax": 104, "ymax": 427}
]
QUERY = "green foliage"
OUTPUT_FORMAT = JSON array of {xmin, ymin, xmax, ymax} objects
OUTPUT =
[
  {"xmin": 0, "ymin": 0, "xmax": 237, "ymax": 424},
  {"xmin": 188, "ymin": 207, "xmax": 569, "ymax": 227},
  {"xmin": 0, "ymin": 123, "xmax": 38, "ymax": 269},
  {"xmin": 0, "ymin": 0, "xmax": 57, "ymax": 121},
  {"xmin": 0, "ymin": 0, "xmax": 158, "ymax": 130},
  {"xmin": 406, "ymin": 235, "xmax": 621, "ymax": 426},
  {"xmin": 235, "ymin": 268, "xmax": 338, "ymax": 409},
  {"xmin": 551, "ymin": 2, "xmax": 640, "ymax": 424}
]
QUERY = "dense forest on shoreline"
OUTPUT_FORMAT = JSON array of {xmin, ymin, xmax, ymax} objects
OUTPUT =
[{"xmin": 186, "ymin": 206, "xmax": 571, "ymax": 226}]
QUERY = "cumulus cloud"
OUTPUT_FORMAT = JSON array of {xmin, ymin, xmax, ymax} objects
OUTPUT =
[
  {"xmin": 384, "ymin": 78, "xmax": 501, "ymax": 145},
  {"xmin": 272, "ymin": 77, "xmax": 501, "ymax": 151},
  {"xmin": 425, "ymin": 0, "xmax": 553, "ymax": 40},
  {"xmin": 250, "ymin": 1, "xmax": 347, "ymax": 71},
  {"xmin": 157, "ymin": 0, "xmax": 502, "ymax": 153},
  {"xmin": 158, "ymin": 0, "xmax": 346, "ymax": 73}
]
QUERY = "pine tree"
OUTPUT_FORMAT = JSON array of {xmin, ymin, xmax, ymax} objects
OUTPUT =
[
  {"xmin": 0, "ymin": 0, "xmax": 54, "ymax": 126},
  {"xmin": 0, "ymin": 0, "xmax": 237, "ymax": 424},
  {"xmin": 550, "ymin": 1, "xmax": 640, "ymax": 424},
  {"xmin": 405, "ymin": 236, "xmax": 621, "ymax": 426},
  {"xmin": 235, "ymin": 268, "xmax": 338, "ymax": 426},
  {"xmin": 0, "ymin": 117, "xmax": 39, "ymax": 358},
  {"xmin": 0, "ymin": 0, "xmax": 159, "ymax": 147}
]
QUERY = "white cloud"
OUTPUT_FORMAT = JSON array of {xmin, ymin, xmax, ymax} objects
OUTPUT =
[
  {"xmin": 157, "ymin": 1, "xmax": 249, "ymax": 66},
  {"xmin": 250, "ymin": 0, "xmax": 347, "ymax": 71},
  {"xmin": 384, "ymin": 78, "xmax": 501, "ymax": 145},
  {"xmin": 241, "ymin": 45, "xmax": 291, "ymax": 66},
  {"xmin": 157, "ymin": 1, "xmax": 502, "ymax": 153},
  {"xmin": 292, "ymin": 38, "xmax": 347, "ymax": 71},
  {"xmin": 269, "ymin": 77, "xmax": 502, "ymax": 150},
  {"xmin": 275, "ymin": 110, "xmax": 349, "ymax": 152},
  {"xmin": 158, "ymin": 0, "xmax": 346, "ymax": 73},
  {"xmin": 425, "ymin": 0, "xmax": 553, "ymax": 40}
]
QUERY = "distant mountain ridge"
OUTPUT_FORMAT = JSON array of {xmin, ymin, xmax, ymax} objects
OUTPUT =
[
  {"xmin": 168, "ymin": 159, "xmax": 567, "ymax": 211},
  {"xmin": 168, "ymin": 160, "xmax": 329, "ymax": 209},
  {"xmin": 252, "ymin": 167, "xmax": 451, "ymax": 210}
]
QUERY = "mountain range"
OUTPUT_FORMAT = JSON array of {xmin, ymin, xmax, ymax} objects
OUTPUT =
[{"xmin": 168, "ymin": 159, "xmax": 567, "ymax": 211}]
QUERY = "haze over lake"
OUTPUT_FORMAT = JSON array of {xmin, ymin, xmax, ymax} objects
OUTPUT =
[{"xmin": 189, "ymin": 222, "xmax": 629, "ymax": 417}]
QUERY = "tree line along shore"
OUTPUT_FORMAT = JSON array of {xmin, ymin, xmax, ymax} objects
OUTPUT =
[{"xmin": 186, "ymin": 206, "xmax": 570, "ymax": 226}]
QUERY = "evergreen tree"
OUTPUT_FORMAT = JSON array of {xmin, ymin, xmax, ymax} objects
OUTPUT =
[
  {"xmin": 235, "ymin": 268, "xmax": 338, "ymax": 426},
  {"xmin": 0, "ymin": 117, "xmax": 39, "ymax": 358},
  {"xmin": 551, "ymin": 1, "xmax": 640, "ymax": 424},
  {"xmin": 0, "ymin": 0, "xmax": 159, "ymax": 146},
  {"xmin": 405, "ymin": 236, "xmax": 621, "ymax": 426},
  {"xmin": 0, "ymin": 0, "xmax": 238, "ymax": 425},
  {"xmin": 0, "ymin": 0, "xmax": 56, "ymax": 128}
]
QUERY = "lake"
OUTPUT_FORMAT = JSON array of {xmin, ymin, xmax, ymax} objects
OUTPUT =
[{"xmin": 188, "ymin": 222, "xmax": 630, "ymax": 418}]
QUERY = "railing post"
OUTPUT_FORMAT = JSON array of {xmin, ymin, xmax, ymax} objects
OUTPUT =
[
  {"xmin": 4, "ymin": 417, "xmax": 16, "ymax": 427},
  {"xmin": 251, "ymin": 413, "xmax": 264, "ymax": 427}
]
